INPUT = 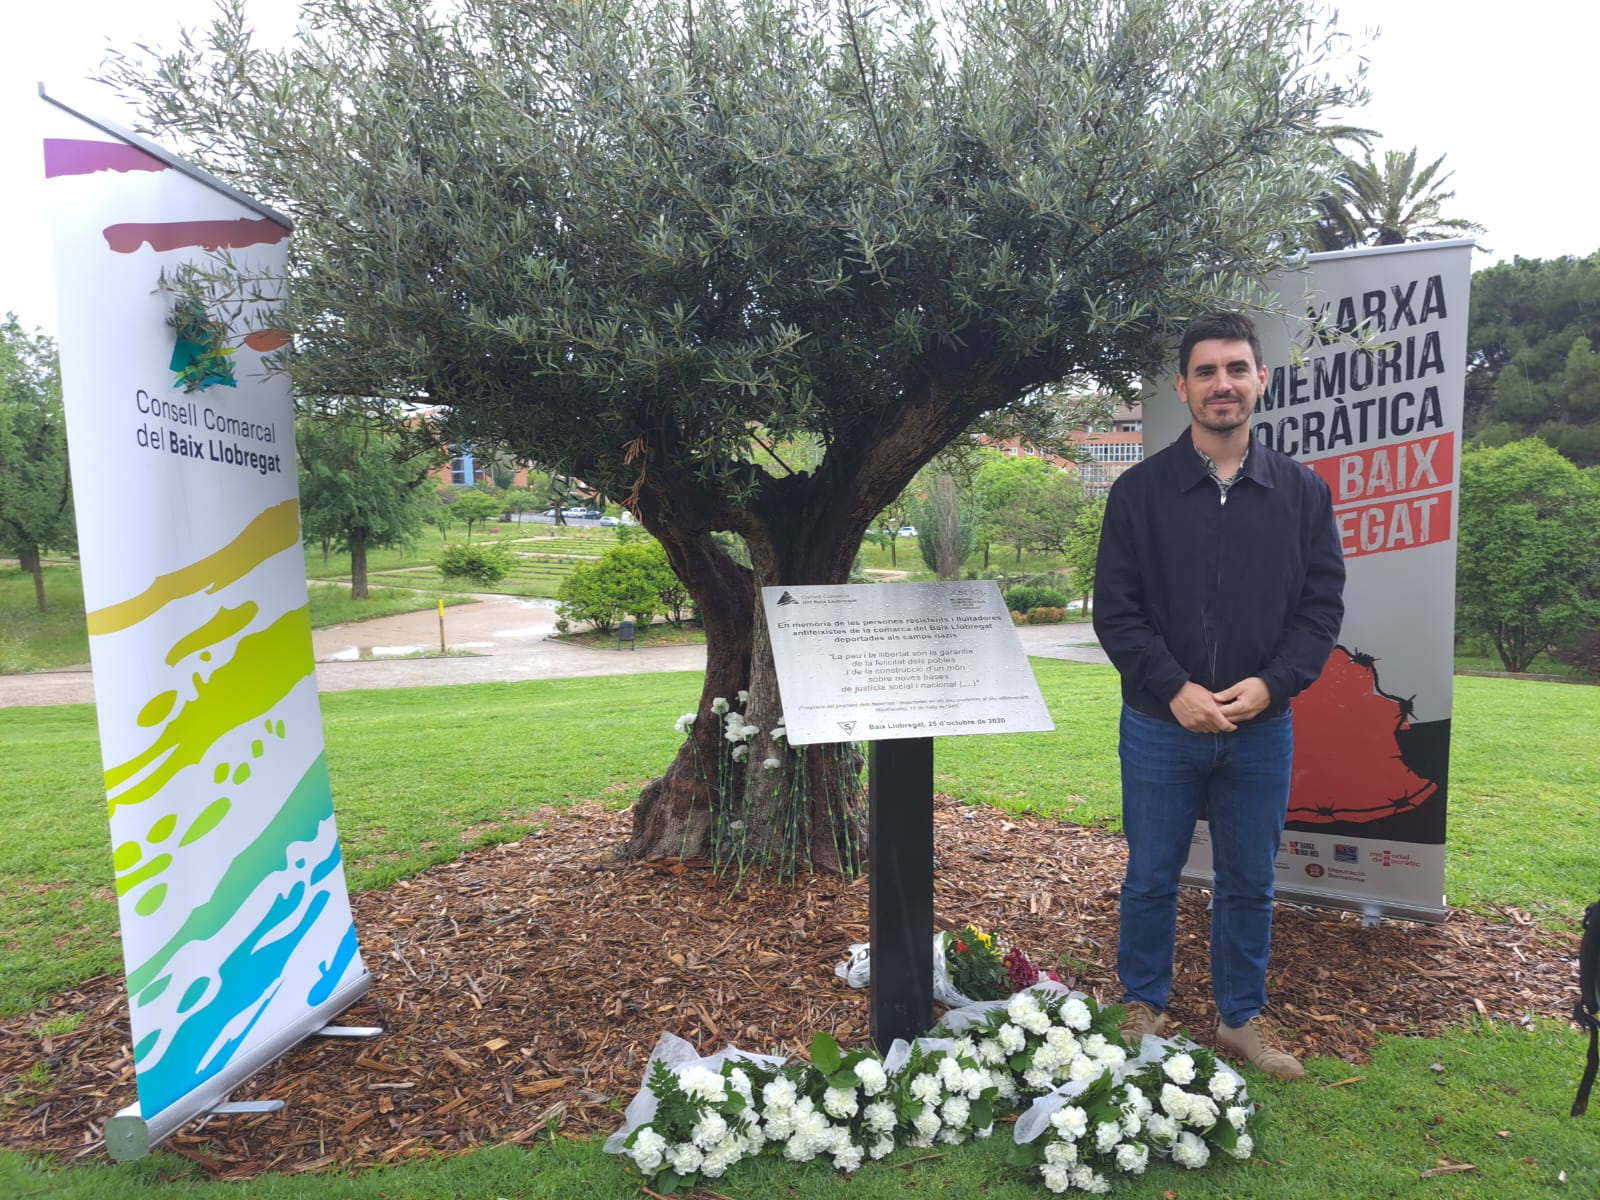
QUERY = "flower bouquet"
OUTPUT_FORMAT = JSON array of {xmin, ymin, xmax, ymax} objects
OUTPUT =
[
  {"xmin": 836, "ymin": 923, "xmax": 1058, "ymax": 1008},
  {"xmin": 609, "ymin": 988, "xmax": 1260, "ymax": 1196}
]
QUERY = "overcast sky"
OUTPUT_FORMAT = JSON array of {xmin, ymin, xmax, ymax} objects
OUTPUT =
[{"xmin": 4, "ymin": 0, "xmax": 1596, "ymax": 337}]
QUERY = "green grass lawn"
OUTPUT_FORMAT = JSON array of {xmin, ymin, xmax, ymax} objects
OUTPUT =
[{"xmin": 2, "ymin": 667, "xmax": 1597, "ymax": 1196}]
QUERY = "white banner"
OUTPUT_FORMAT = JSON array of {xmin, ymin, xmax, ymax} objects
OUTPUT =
[
  {"xmin": 1145, "ymin": 241, "xmax": 1474, "ymax": 922},
  {"xmin": 41, "ymin": 93, "xmax": 368, "ymax": 1155}
]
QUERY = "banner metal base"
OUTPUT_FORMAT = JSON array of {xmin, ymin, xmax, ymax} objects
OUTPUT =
[{"xmin": 105, "ymin": 972, "xmax": 372, "ymax": 1162}]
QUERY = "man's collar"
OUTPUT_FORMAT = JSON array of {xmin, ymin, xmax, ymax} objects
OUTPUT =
[{"xmin": 1172, "ymin": 426, "xmax": 1275, "ymax": 489}]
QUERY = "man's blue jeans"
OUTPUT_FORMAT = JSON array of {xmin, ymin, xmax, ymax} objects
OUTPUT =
[{"xmin": 1117, "ymin": 703, "xmax": 1293, "ymax": 1028}]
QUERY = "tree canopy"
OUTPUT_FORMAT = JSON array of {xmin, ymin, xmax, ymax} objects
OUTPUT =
[
  {"xmin": 295, "ymin": 409, "xmax": 435, "ymax": 597},
  {"xmin": 112, "ymin": 0, "xmax": 1364, "ymax": 870},
  {"xmin": 0, "ymin": 315, "xmax": 74, "ymax": 613},
  {"xmin": 1456, "ymin": 439, "xmax": 1600, "ymax": 673},
  {"xmin": 1311, "ymin": 145, "xmax": 1483, "ymax": 251},
  {"xmin": 1466, "ymin": 251, "xmax": 1600, "ymax": 466}
]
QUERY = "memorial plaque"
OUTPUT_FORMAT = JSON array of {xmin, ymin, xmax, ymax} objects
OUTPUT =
[{"xmin": 761, "ymin": 581, "xmax": 1054, "ymax": 745}]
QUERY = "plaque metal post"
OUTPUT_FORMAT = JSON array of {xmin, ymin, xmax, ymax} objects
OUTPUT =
[{"xmin": 868, "ymin": 736, "xmax": 934, "ymax": 1052}]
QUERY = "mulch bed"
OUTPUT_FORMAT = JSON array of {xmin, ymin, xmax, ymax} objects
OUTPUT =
[{"xmin": 1, "ymin": 795, "xmax": 1581, "ymax": 1179}]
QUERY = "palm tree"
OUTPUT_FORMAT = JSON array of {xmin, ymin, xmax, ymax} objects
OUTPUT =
[{"xmin": 1314, "ymin": 146, "xmax": 1483, "ymax": 250}]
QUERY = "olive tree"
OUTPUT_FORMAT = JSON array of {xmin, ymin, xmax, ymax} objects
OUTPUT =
[{"xmin": 110, "ymin": 0, "xmax": 1360, "ymax": 873}]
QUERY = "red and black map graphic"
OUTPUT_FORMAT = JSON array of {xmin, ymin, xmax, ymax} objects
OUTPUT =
[{"xmin": 1286, "ymin": 645, "xmax": 1448, "ymax": 845}]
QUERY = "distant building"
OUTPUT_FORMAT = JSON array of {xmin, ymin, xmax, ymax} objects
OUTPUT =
[{"xmin": 986, "ymin": 400, "xmax": 1143, "ymax": 495}]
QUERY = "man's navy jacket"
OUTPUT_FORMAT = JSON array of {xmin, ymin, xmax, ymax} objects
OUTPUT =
[{"xmin": 1092, "ymin": 426, "xmax": 1346, "ymax": 724}]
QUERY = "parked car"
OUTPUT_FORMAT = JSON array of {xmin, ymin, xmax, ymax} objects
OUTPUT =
[
  {"xmin": 561, "ymin": 506, "xmax": 602, "ymax": 519},
  {"xmin": 598, "ymin": 515, "xmax": 620, "ymax": 526},
  {"xmin": 897, "ymin": 526, "xmax": 917, "ymax": 538}
]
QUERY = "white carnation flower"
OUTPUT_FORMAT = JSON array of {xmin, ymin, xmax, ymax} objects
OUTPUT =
[
  {"xmin": 1082, "ymin": 1033, "xmax": 1108, "ymax": 1057},
  {"xmin": 938, "ymin": 1124, "xmax": 965, "ymax": 1144},
  {"xmin": 912, "ymin": 1108, "xmax": 942, "ymax": 1140},
  {"xmin": 1095, "ymin": 1043, "xmax": 1127, "ymax": 1068},
  {"xmin": 1232, "ymin": 1131, "xmax": 1255, "ymax": 1159},
  {"xmin": 1122, "ymin": 1084, "xmax": 1151, "ymax": 1119},
  {"xmin": 994, "ymin": 1074, "xmax": 1020, "ymax": 1102},
  {"xmin": 953, "ymin": 1036, "xmax": 979, "ymax": 1059},
  {"xmin": 1162, "ymin": 1052, "xmax": 1197, "ymax": 1085},
  {"xmin": 1068, "ymin": 1055, "xmax": 1101, "ymax": 1083},
  {"xmin": 1227, "ymin": 1105, "xmax": 1250, "ymax": 1131},
  {"xmin": 1045, "ymin": 1027, "xmax": 1079, "ymax": 1054},
  {"xmin": 701, "ymin": 1137, "xmax": 744, "ymax": 1177},
  {"xmin": 1059, "ymin": 997, "xmax": 1092, "ymax": 1030},
  {"xmin": 1044, "ymin": 1139, "xmax": 1078, "ymax": 1166},
  {"xmin": 771, "ymin": 724, "xmax": 787, "ymax": 741},
  {"xmin": 823, "ymin": 1086, "xmax": 859, "ymax": 1119},
  {"xmin": 1095, "ymin": 1120, "xmax": 1123, "ymax": 1152},
  {"xmin": 1024, "ymin": 1065, "xmax": 1052, "ymax": 1090},
  {"xmin": 726, "ymin": 1067, "xmax": 752, "ymax": 1101},
  {"xmin": 1040, "ymin": 1163, "xmax": 1072, "ymax": 1193},
  {"xmin": 679, "ymin": 1066, "xmax": 726, "ymax": 1102},
  {"xmin": 1160, "ymin": 1083, "xmax": 1193, "ymax": 1122},
  {"xmin": 978, "ymin": 1038, "xmax": 1007, "ymax": 1064},
  {"xmin": 691, "ymin": 1112, "xmax": 728, "ymax": 1148},
  {"xmin": 1172, "ymin": 1131, "xmax": 1211, "ymax": 1169},
  {"xmin": 910, "ymin": 1073, "xmax": 942, "ymax": 1104},
  {"xmin": 762, "ymin": 1076, "xmax": 798, "ymax": 1111},
  {"xmin": 937, "ymin": 1056, "xmax": 965, "ymax": 1088},
  {"xmin": 856, "ymin": 1059, "xmax": 888, "ymax": 1096},
  {"xmin": 870, "ymin": 1136, "xmax": 895, "ymax": 1159},
  {"xmin": 1145, "ymin": 1113, "xmax": 1178, "ymax": 1143},
  {"xmin": 1050, "ymin": 1105, "xmax": 1089, "ymax": 1139},
  {"xmin": 997, "ymin": 1023, "xmax": 1026, "ymax": 1053},
  {"xmin": 763, "ymin": 756, "xmax": 781, "ymax": 771},
  {"xmin": 737, "ymin": 689, "xmax": 750, "ymax": 704},
  {"xmin": 1210, "ymin": 1070, "xmax": 1241, "ymax": 1101},
  {"xmin": 864, "ymin": 1100, "xmax": 895, "ymax": 1133},
  {"xmin": 711, "ymin": 696, "xmax": 729, "ymax": 714},
  {"xmin": 674, "ymin": 713, "xmax": 696, "ymax": 733},
  {"xmin": 961, "ymin": 1067, "xmax": 990, "ymax": 1097},
  {"xmin": 1007, "ymin": 991, "xmax": 1043, "ymax": 1023},
  {"xmin": 834, "ymin": 1143, "xmax": 865, "ymax": 1172},
  {"xmin": 669, "ymin": 1142, "xmax": 704, "ymax": 1174},
  {"xmin": 1184, "ymin": 1095, "xmax": 1219, "ymax": 1129},
  {"xmin": 1072, "ymin": 1164, "xmax": 1110, "ymax": 1194},
  {"xmin": 629, "ymin": 1126, "xmax": 667, "ymax": 1173},
  {"xmin": 942, "ymin": 1095, "xmax": 970, "ymax": 1128},
  {"xmin": 1115, "ymin": 1142, "xmax": 1150, "ymax": 1174}
]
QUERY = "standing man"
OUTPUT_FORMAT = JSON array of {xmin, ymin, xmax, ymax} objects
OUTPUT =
[{"xmin": 1092, "ymin": 311, "xmax": 1345, "ymax": 1079}]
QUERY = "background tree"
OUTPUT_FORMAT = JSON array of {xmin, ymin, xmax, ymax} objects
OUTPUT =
[
  {"xmin": 911, "ymin": 468, "xmax": 980, "ymax": 580},
  {"xmin": 295, "ymin": 408, "xmax": 436, "ymax": 598},
  {"xmin": 1465, "ymin": 251, "xmax": 1600, "ymax": 466},
  {"xmin": 114, "ymin": 0, "xmax": 1361, "ymax": 872},
  {"xmin": 1456, "ymin": 439, "xmax": 1600, "ymax": 672},
  {"xmin": 1059, "ymin": 497, "xmax": 1106, "ymax": 612},
  {"xmin": 450, "ymin": 488, "xmax": 503, "ymax": 540},
  {"xmin": 0, "ymin": 315, "xmax": 74, "ymax": 613},
  {"xmin": 1312, "ymin": 145, "xmax": 1483, "ymax": 250},
  {"xmin": 427, "ymin": 485, "xmax": 457, "ymax": 541}
]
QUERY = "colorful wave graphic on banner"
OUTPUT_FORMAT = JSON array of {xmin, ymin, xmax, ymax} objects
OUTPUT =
[{"xmin": 87, "ymin": 496, "xmax": 363, "ymax": 1117}]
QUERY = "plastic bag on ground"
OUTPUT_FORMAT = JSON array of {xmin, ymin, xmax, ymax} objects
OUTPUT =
[{"xmin": 833, "ymin": 933, "xmax": 981, "ymax": 1008}]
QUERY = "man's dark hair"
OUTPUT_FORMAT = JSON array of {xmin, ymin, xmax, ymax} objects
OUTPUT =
[{"xmin": 1178, "ymin": 311, "xmax": 1264, "ymax": 375}]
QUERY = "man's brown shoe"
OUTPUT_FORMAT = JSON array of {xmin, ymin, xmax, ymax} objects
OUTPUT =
[
  {"xmin": 1118, "ymin": 1001, "xmax": 1165, "ymax": 1041},
  {"xmin": 1215, "ymin": 1015, "xmax": 1305, "ymax": 1079}
]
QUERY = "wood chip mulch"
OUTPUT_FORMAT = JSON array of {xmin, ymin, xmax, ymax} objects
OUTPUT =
[{"xmin": 1, "ymin": 795, "xmax": 1582, "ymax": 1179}]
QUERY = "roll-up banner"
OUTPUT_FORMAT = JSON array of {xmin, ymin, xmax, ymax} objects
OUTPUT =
[
  {"xmin": 1143, "ymin": 240, "xmax": 1474, "ymax": 924},
  {"xmin": 39, "ymin": 89, "xmax": 369, "ymax": 1158}
]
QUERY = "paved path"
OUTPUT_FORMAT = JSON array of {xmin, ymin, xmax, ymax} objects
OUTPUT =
[{"xmin": 0, "ymin": 594, "xmax": 1107, "ymax": 708}]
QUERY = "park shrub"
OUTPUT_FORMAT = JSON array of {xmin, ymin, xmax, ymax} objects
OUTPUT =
[
  {"xmin": 1004, "ymin": 585, "xmax": 1068, "ymax": 613},
  {"xmin": 557, "ymin": 541, "xmax": 687, "ymax": 633},
  {"xmin": 435, "ymin": 542, "xmax": 513, "ymax": 586},
  {"xmin": 1025, "ymin": 606, "xmax": 1066, "ymax": 624}
]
